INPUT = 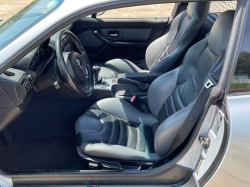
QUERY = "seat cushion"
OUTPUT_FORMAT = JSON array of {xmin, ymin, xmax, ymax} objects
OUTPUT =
[
  {"xmin": 75, "ymin": 98, "xmax": 160, "ymax": 161},
  {"xmin": 99, "ymin": 58, "xmax": 148, "ymax": 78}
]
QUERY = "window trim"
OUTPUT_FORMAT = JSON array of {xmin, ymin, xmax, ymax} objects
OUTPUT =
[
  {"xmin": 94, "ymin": 3, "xmax": 175, "ymax": 19},
  {"xmin": 226, "ymin": 0, "xmax": 250, "ymax": 94}
]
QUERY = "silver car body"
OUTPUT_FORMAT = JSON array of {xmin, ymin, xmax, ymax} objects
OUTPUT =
[{"xmin": 0, "ymin": 0, "xmax": 249, "ymax": 186}]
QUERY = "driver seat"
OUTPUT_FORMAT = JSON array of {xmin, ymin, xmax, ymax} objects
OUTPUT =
[
  {"xmin": 76, "ymin": 11, "xmax": 234, "ymax": 164},
  {"xmin": 98, "ymin": 2, "xmax": 210, "ymax": 78}
]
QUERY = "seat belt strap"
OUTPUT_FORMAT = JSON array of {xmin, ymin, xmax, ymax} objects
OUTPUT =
[
  {"xmin": 131, "ymin": 95, "xmax": 149, "ymax": 113},
  {"xmin": 164, "ymin": 3, "xmax": 188, "ymax": 34},
  {"xmin": 164, "ymin": 3, "xmax": 179, "ymax": 34}
]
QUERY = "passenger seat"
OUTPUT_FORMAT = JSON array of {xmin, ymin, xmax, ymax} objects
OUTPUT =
[{"xmin": 99, "ymin": 2, "xmax": 211, "ymax": 78}]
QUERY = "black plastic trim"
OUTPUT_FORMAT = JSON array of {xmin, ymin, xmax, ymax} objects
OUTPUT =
[{"xmin": 93, "ymin": 30, "xmax": 150, "ymax": 48}]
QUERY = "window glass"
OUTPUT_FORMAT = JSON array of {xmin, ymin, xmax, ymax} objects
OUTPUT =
[
  {"xmin": 0, "ymin": 0, "xmax": 62, "ymax": 50},
  {"xmin": 97, "ymin": 3, "xmax": 175, "ymax": 18},
  {"xmin": 229, "ymin": 9, "xmax": 250, "ymax": 94},
  {"xmin": 209, "ymin": 1, "xmax": 237, "ymax": 16}
]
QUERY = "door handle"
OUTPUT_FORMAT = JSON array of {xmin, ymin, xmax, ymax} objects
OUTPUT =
[
  {"xmin": 108, "ymin": 31, "xmax": 119, "ymax": 38},
  {"xmin": 93, "ymin": 30, "xmax": 150, "ymax": 48},
  {"xmin": 109, "ymin": 33, "xmax": 118, "ymax": 37}
]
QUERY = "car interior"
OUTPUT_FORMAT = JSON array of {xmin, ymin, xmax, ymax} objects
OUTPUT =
[{"xmin": 0, "ymin": 0, "xmax": 237, "ymax": 173}]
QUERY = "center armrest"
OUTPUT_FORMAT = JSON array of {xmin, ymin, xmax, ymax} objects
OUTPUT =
[
  {"xmin": 119, "ymin": 72, "xmax": 149, "ymax": 82},
  {"xmin": 111, "ymin": 84, "xmax": 147, "ymax": 100},
  {"xmin": 119, "ymin": 72, "xmax": 163, "ymax": 82}
]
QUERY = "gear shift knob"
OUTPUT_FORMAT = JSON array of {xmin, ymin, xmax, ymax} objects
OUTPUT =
[{"xmin": 93, "ymin": 66, "xmax": 101, "ymax": 84}]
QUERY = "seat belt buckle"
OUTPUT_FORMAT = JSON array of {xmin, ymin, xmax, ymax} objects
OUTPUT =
[
  {"xmin": 204, "ymin": 79, "xmax": 214, "ymax": 89},
  {"xmin": 131, "ymin": 95, "xmax": 136, "ymax": 103},
  {"xmin": 130, "ymin": 95, "xmax": 149, "ymax": 113}
]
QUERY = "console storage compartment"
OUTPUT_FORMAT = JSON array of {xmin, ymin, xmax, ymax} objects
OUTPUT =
[
  {"xmin": 111, "ymin": 84, "xmax": 147, "ymax": 100},
  {"xmin": 119, "ymin": 71, "xmax": 163, "ymax": 83}
]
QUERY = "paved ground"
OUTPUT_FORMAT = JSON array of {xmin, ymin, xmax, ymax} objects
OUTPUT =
[
  {"xmin": 0, "ymin": 1, "xmax": 174, "ymax": 19},
  {"xmin": 0, "ymin": 0, "xmax": 33, "ymax": 19}
]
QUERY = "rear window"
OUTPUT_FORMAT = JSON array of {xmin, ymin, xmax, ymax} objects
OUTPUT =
[
  {"xmin": 209, "ymin": 1, "xmax": 237, "ymax": 16},
  {"xmin": 0, "ymin": 0, "xmax": 63, "ymax": 51}
]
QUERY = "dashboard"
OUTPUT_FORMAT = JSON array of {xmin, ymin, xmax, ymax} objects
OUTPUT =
[
  {"xmin": 0, "ymin": 24, "xmax": 77, "ymax": 131},
  {"xmin": 13, "ymin": 40, "xmax": 51, "ymax": 71},
  {"xmin": 29, "ymin": 44, "xmax": 47, "ymax": 70},
  {"xmin": 12, "ymin": 32, "xmax": 73, "ymax": 72},
  {"xmin": 0, "ymin": 24, "xmax": 74, "ymax": 111}
]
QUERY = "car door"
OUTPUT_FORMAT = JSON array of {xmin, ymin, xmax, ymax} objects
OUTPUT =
[{"xmin": 71, "ymin": 3, "xmax": 177, "ymax": 69}]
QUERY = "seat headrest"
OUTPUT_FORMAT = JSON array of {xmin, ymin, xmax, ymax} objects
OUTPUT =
[
  {"xmin": 208, "ymin": 10, "xmax": 235, "ymax": 55},
  {"xmin": 187, "ymin": 1, "xmax": 211, "ymax": 18}
]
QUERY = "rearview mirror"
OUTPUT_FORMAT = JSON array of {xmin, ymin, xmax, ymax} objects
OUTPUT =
[{"xmin": 97, "ymin": 11, "xmax": 106, "ymax": 16}]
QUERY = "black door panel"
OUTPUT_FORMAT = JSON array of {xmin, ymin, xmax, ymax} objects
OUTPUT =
[
  {"xmin": 88, "ymin": 45, "xmax": 147, "ymax": 63},
  {"xmin": 101, "ymin": 28, "xmax": 152, "ymax": 41},
  {"xmin": 71, "ymin": 17, "xmax": 169, "ymax": 65}
]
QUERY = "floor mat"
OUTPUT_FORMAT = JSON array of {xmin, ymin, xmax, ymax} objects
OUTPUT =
[
  {"xmin": 7, "ymin": 99, "xmax": 95, "ymax": 137},
  {"xmin": 0, "ymin": 131, "xmax": 77, "ymax": 172}
]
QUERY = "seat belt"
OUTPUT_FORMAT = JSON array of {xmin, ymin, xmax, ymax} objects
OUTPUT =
[
  {"xmin": 163, "ymin": 3, "xmax": 179, "ymax": 34},
  {"xmin": 131, "ymin": 95, "xmax": 149, "ymax": 113},
  {"xmin": 164, "ymin": 3, "xmax": 188, "ymax": 34},
  {"xmin": 166, "ymin": 51, "xmax": 226, "ymax": 157}
]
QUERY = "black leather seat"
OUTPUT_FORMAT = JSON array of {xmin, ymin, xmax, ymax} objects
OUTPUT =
[
  {"xmin": 99, "ymin": 2, "xmax": 210, "ymax": 79},
  {"xmin": 76, "ymin": 11, "xmax": 234, "ymax": 162}
]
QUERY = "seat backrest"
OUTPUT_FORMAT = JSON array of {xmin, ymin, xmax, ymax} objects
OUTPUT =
[
  {"xmin": 147, "ymin": 10, "xmax": 234, "ymax": 158},
  {"xmin": 145, "ymin": 2, "xmax": 210, "ymax": 73}
]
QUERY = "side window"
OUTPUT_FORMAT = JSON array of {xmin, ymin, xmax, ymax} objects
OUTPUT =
[
  {"xmin": 209, "ymin": 1, "xmax": 237, "ymax": 16},
  {"xmin": 96, "ymin": 3, "xmax": 175, "ymax": 18},
  {"xmin": 229, "ymin": 9, "xmax": 250, "ymax": 94}
]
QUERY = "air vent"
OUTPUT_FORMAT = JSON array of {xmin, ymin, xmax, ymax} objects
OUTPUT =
[{"xmin": 61, "ymin": 35, "xmax": 71, "ymax": 50}]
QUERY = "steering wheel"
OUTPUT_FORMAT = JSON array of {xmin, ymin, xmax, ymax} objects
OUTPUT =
[{"xmin": 55, "ymin": 30, "xmax": 94, "ymax": 97}]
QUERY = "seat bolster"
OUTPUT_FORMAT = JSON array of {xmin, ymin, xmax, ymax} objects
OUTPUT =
[
  {"xmin": 105, "ymin": 58, "xmax": 144, "ymax": 73},
  {"xmin": 150, "ymin": 50, "xmax": 183, "ymax": 73},
  {"xmin": 80, "ymin": 143, "xmax": 161, "ymax": 161},
  {"xmin": 154, "ymin": 104, "xmax": 193, "ymax": 157},
  {"xmin": 91, "ymin": 98, "xmax": 158, "ymax": 126},
  {"xmin": 147, "ymin": 68, "xmax": 180, "ymax": 117},
  {"xmin": 75, "ymin": 115, "xmax": 103, "ymax": 134},
  {"xmin": 146, "ymin": 34, "xmax": 169, "ymax": 70}
]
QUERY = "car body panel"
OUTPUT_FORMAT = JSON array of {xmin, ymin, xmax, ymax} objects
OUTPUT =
[
  {"xmin": 0, "ymin": 0, "xmax": 249, "ymax": 186},
  {"xmin": 207, "ymin": 94, "xmax": 250, "ymax": 187}
]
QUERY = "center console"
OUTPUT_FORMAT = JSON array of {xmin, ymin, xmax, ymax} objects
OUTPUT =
[
  {"xmin": 93, "ymin": 66, "xmax": 163, "ymax": 103},
  {"xmin": 94, "ymin": 77, "xmax": 118, "ymax": 91},
  {"xmin": 93, "ymin": 76, "xmax": 149, "ymax": 101}
]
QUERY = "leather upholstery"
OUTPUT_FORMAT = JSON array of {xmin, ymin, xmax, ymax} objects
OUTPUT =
[
  {"xmin": 99, "ymin": 59, "xmax": 148, "ymax": 79},
  {"xmin": 76, "ymin": 11, "xmax": 234, "ymax": 161},
  {"xmin": 98, "ymin": 2, "xmax": 210, "ymax": 78},
  {"xmin": 76, "ymin": 98, "xmax": 160, "ymax": 161}
]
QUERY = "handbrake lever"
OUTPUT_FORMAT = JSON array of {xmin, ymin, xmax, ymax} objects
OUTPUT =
[{"xmin": 117, "ymin": 77, "xmax": 149, "ymax": 91}]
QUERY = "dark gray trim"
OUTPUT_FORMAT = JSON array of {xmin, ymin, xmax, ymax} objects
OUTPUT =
[{"xmin": 224, "ymin": 0, "xmax": 249, "ymax": 94}]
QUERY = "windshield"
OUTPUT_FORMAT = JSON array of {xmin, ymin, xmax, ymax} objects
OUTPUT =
[{"xmin": 0, "ymin": 0, "xmax": 63, "ymax": 50}]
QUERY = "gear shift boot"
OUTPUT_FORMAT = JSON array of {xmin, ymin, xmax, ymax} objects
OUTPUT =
[{"xmin": 93, "ymin": 66, "xmax": 102, "ymax": 84}]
